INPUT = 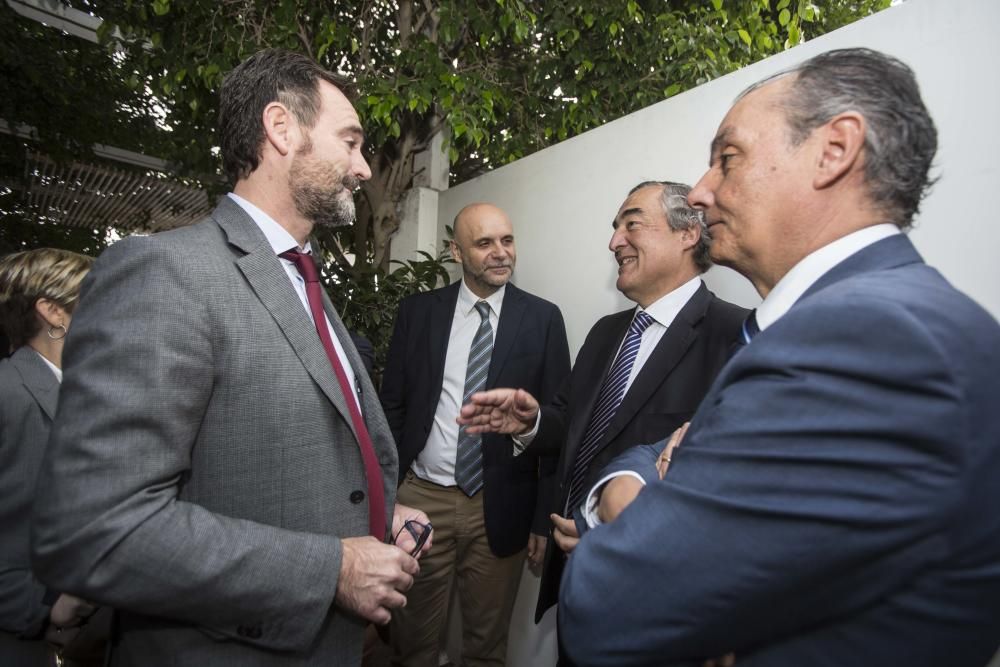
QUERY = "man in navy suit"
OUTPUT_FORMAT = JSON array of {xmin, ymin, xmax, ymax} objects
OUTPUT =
[
  {"xmin": 458, "ymin": 181, "xmax": 748, "ymax": 633},
  {"xmin": 559, "ymin": 48, "xmax": 1000, "ymax": 666},
  {"xmin": 381, "ymin": 203, "xmax": 570, "ymax": 666}
]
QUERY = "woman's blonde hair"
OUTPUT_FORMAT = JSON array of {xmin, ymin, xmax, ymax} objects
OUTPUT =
[{"xmin": 0, "ymin": 248, "xmax": 94, "ymax": 348}]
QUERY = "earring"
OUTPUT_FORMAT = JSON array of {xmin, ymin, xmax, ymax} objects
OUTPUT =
[{"xmin": 47, "ymin": 324, "xmax": 67, "ymax": 340}]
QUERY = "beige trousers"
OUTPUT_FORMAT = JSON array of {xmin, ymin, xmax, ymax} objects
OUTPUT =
[{"xmin": 389, "ymin": 471, "xmax": 525, "ymax": 667}]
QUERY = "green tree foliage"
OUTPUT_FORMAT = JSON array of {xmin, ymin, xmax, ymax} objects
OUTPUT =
[
  {"xmin": 3, "ymin": 0, "xmax": 890, "ymax": 364},
  {"xmin": 0, "ymin": 2, "xmax": 171, "ymax": 254},
  {"xmin": 328, "ymin": 245, "xmax": 454, "ymax": 380},
  {"xmin": 67, "ymin": 0, "xmax": 890, "ymax": 268}
]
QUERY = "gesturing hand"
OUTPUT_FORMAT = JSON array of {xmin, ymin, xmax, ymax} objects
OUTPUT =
[
  {"xmin": 457, "ymin": 388, "xmax": 539, "ymax": 435},
  {"xmin": 335, "ymin": 536, "xmax": 419, "ymax": 625}
]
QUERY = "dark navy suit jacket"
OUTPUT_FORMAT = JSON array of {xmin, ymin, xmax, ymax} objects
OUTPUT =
[
  {"xmin": 380, "ymin": 281, "xmax": 570, "ymax": 557},
  {"xmin": 532, "ymin": 282, "xmax": 747, "ymax": 621},
  {"xmin": 560, "ymin": 234, "xmax": 1000, "ymax": 666}
]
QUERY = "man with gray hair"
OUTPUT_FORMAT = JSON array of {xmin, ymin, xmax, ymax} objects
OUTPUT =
[
  {"xmin": 459, "ymin": 180, "xmax": 747, "ymax": 633},
  {"xmin": 559, "ymin": 48, "xmax": 1000, "ymax": 666}
]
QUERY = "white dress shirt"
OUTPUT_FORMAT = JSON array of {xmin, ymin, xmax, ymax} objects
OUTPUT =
[
  {"xmin": 412, "ymin": 280, "xmax": 505, "ymax": 485},
  {"xmin": 36, "ymin": 350, "xmax": 62, "ymax": 383},
  {"xmin": 513, "ymin": 275, "xmax": 703, "ymax": 453},
  {"xmin": 755, "ymin": 224, "xmax": 899, "ymax": 331},
  {"xmin": 582, "ymin": 224, "xmax": 902, "ymax": 527},
  {"xmin": 227, "ymin": 193, "xmax": 360, "ymax": 411}
]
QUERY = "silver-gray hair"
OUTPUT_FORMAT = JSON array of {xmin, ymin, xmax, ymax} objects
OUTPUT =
[{"xmin": 741, "ymin": 48, "xmax": 937, "ymax": 229}]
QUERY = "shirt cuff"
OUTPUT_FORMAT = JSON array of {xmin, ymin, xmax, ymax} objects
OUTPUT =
[
  {"xmin": 582, "ymin": 470, "xmax": 648, "ymax": 529},
  {"xmin": 511, "ymin": 412, "xmax": 542, "ymax": 456}
]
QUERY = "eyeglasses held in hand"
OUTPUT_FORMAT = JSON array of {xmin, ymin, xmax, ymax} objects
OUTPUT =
[{"xmin": 393, "ymin": 519, "xmax": 432, "ymax": 557}]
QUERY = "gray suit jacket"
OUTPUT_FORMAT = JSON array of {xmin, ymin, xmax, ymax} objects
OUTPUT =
[
  {"xmin": 31, "ymin": 197, "xmax": 398, "ymax": 666},
  {"xmin": 0, "ymin": 347, "xmax": 59, "ymax": 664}
]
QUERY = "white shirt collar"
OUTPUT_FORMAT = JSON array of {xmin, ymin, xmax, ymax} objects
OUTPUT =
[
  {"xmin": 227, "ymin": 193, "xmax": 312, "ymax": 255},
  {"xmin": 34, "ymin": 349, "xmax": 62, "ymax": 383},
  {"xmin": 640, "ymin": 275, "xmax": 702, "ymax": 327},
  {"xmin": 756, "ymin": 224, "xmax": 899, "ymax": 331},
  {"xmin": 457, "ymin": 278, "xmax": 506, "ymax": 318}
]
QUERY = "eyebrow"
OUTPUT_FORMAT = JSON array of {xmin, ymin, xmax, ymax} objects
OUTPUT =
[
  {"xmin": 343, "ymin": 124, "xmax": 366, "ymax": 142},
  {"xmin": 709, "ymin": 127, "xmax": 733, "ymax": 163},
  {"xmin": 473, "ymin": 233, "xmax": 514, "ymax": 243},
  {"xmin": 612, "ymin": 207, "xmax": 643, "ymax": 227}
]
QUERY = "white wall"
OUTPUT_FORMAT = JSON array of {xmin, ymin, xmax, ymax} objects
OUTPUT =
[
  {"xmin": 438, "ymin": 0, "xmax": 1000, "ymax": 359},
  {"xmin": 427, "ymin": 0, "xmax": 1000, "ymax": 663}
]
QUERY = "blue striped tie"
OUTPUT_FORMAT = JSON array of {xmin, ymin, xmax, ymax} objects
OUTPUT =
[
  {"xmin": 456, "ymin": 301, "xmax": 493, "ymax": 496},
  {"xmin": 742, "ymin": 309, "xmax": 760, "ymax": 343},
  {"xmin": 566, "ymin": 310, "xmax": 656, "ymax": 512},
  {"xmin": 729, "ymin": 309, "xmax": 760, "ymax": 360}
]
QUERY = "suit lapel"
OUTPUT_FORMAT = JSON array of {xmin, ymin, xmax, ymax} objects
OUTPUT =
[
  {"xmin": 561, "ymin": 311, "xmax": 632, "ymax": 472},
  {"xmin": 428, "ymin": 283, "xmax": 460, "ymax": 403},
  {"xmin": 487, "ymin": 283, "xmax": 526, "ymax": 387},
  {"xmin": 214, "ymin": 199, "xmax": 356, "ymax": 430},
  {"xmin": 12, "ymin": 347, "xmax": 59, "ymax": 420},
  {"xmin": 601, "ymin": 282, "xmax": 710, "ymax": 446}
]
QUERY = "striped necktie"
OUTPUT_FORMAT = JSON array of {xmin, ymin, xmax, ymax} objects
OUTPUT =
[
  {"xmin": 729, "ymin": 309, "xmax": 760, "ymax": 360},
  {"xmin": 567, "ymin": 309, "xmax": 656, "ymax": 512},
  {"xmin": 742, "ymin": 309, "xmax": 760, "ymax": 343},
  {"xmin": 455, "ymin": 300, "xmax": 493, "ymax": 496}
]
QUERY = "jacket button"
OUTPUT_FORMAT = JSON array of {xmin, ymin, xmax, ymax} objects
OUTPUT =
[{"xmin": 350, "ymin": 490, "xmax": 365, "ymax": 504}]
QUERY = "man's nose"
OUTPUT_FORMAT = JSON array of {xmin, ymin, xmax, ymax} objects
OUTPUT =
[
  {"xmin": 608, "ymin": 227, "xmax": 627, "ymax": 253},
  {"xmin": 688, "ymin": 171, "xmax": 715, "ymax": 210},
  {"xmin": 353, "ymin": 153, "xmax": 372, "ymax": 181}
]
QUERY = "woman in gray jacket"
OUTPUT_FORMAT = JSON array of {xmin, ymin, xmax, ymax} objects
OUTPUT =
[{"xmin": 0, "ymin": 248, "xmax": 96, "ymax": 666}]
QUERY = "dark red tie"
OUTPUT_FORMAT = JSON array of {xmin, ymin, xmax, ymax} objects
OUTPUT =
[{"xmin": 280, "ymin": 249, "xmax": 386, "ymax": 540}]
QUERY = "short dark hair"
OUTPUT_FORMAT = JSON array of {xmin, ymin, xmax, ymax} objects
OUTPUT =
[
  {"xmin": 745, "ymin": 48, "xmax": 937, "ymax": 228},
  {"xmin": 0, "ymin": 248, "xmax": 93, "ymax": 348},
  {"xmin": 628, "ymin": 181, "xmax": 712, "ymax": 273},
  {"xmin": 219, "ymin": 48, "xmax": 354, "ymax": 185}
]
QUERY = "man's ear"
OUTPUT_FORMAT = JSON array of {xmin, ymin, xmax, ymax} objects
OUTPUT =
[
  {"xmin": 679, "ymin": 223, "xmax": 701, "ymax": 251},
  {"xmin": 262, "ymin": 102, "xmax": 294, "ymax": 156},
  {"xmin": 449, "ymin": 240, "xmax": 463, "ymax": 265},
  {"xmin": 814, "ymin": 111, "xmax": 865, "ymax": 190}
]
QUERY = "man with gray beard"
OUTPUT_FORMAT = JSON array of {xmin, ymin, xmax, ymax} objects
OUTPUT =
[{"xmin": 31, "ymin": 48, "xmax": 429, "ymax": 666}]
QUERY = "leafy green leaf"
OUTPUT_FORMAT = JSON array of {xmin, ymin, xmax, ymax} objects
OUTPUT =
[
  {"xmin": 788, "ymin": 19, "xmax": 801, "ymax": 44},
  {"xmin": 0, "ymin": 0, "xmax": 893, "ymax": 370}
]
